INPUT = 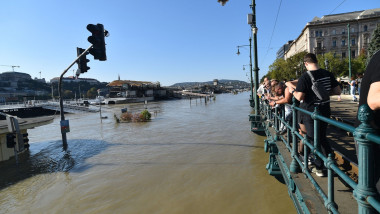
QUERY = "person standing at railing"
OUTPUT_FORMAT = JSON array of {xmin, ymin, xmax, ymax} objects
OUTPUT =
[
  {"xmin": 289, "ymin": 53, "xmax": 341, "ymax": 177},
  {"xmin": 257, "ymin": 77, "xmax": 270, "ymax": 98},
  {"xmin": 355, "ymin": 50, "xmax": 380, "ymax": 192},
  {"xmin": 356, "ymin": 73, "xmax": 363, "ymax": 96},
  {"xmin": 269, "ymin": 82, "xmax": 293, "ymax": 135}
]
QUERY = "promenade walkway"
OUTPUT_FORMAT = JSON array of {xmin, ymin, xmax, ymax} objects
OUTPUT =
[
  {"xmin": 329, "ymin": 94, "xmax": 360, "ymax": 181},
  {"xmin": 267, "ymin": 94, "xmax": 362, "ymax": 213}
]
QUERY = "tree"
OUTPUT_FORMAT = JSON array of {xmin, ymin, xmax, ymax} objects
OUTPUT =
[
  {"xmin": 267, "ymin": 51, "xmax": 307, "ymax": 80},
  {"xmin": 63, "ymin": 90, "xmax": 74, "ymax": 99},
  {"xmin": 87, "ymin": 87, "xmax": 98, "ymax": 98},
  {"xmin": 367, "ymin": 24, "xmax": 380, "ymax": 65}
]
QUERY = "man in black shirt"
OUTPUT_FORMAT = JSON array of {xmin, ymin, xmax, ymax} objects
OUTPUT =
[
  {"xmin": 356, "ymin": 50, "xmax": 380, "ymax": 190},
  {"xmin": 289, "ymin": 53, "xmax": 341, "ymax": 176},
  {"xmin": 358, "ymin": 50, "xmax": 380, "ymax": 128}
]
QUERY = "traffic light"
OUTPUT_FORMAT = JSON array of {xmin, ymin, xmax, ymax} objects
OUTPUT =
[
  {"xmin": 22, "ymin": 133, "xmax": 30, "ymax": 150},
  {"xmin": 87, "ymin": 24, "xmax": 107, "ymax": 61},
  {"xmin": 6, "ymin": 133, "xmax": 16, "ymax": 148},
  {"xmin": 77, "ymin": 47, "xmax": 90, "ymax": 75}
]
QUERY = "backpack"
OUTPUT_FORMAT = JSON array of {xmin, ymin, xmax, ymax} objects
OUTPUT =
[{"xmin": 307, "ymin": 71, "xmax": 330, "ymax": 101}]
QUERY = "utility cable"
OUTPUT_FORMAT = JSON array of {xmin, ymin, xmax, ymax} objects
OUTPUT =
[
  {"xmin": 260, "ymin": 0, "xmax": 283, "ymax": 65},
  {"xmin": 329, "ymin": 0, "xmax": 347, "ymax": 15}
]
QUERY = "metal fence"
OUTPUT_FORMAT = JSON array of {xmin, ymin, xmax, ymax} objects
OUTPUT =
[{"xmin": 261, "ymin": 98, "xmax": 380, "ymax": 213}]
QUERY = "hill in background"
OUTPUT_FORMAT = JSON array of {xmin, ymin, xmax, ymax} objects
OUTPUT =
[{"xmin": 170, "ymin": 79, "xmax": 249, "ymax": 88}]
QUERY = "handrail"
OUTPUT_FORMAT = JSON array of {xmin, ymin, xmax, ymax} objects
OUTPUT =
[{"xmin": 261, "ymin": 98, "xmax": 380, "ymax": 213}]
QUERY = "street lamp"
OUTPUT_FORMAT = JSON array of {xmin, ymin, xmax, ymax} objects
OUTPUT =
[
  {"xmin": 236, "ymin": 38, "xmax": 254, "ymax": 107},
  {"xmin": 247, "ymin": 0, "xmax": 264, "ymax": 134}
]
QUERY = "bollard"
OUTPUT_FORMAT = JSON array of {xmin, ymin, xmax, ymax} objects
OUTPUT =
[{"xmin": 353, "ymin": 104, "xmax": 378, "ymax": 213}]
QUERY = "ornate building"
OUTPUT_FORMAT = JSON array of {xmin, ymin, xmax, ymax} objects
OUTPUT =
[{"xmin": 284, "ymin": 8, "xmax": 380, "ymax": 59}]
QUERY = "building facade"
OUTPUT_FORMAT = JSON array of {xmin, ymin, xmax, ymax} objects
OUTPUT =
[
  {"xmin": 284, "ymin": 8, "xmax": 380, "ymax": 59},
  {"xmin": 276, "ymin": 40, "xmax": 293, "ymax": 59}
]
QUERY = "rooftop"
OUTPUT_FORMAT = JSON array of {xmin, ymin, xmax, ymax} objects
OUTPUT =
[{"xmin": 308, "ymin": 8, "xmax": 380, "ymax": 25}]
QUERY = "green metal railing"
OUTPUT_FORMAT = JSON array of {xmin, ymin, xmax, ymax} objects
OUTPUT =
[{"xmin": 261, "ymin": 98, "xmax": 380, "ymax": 213}]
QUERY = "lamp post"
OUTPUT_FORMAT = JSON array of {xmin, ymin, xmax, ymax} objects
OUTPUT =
[
  {"xmin": 347, "ymin": 23, "xmax": 352, "ymax": 81},
  {"xmin": 248, "ymin": 0, "xmax": 264, "ymax": 133},
  {"xmin": 236, "ymin": 37, "xmax": 254, "ymax": 106}
]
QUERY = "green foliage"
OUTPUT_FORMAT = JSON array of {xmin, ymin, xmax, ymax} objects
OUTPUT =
[
  {"xmin": 141, "ymin": 110, "xmax": 151, "ymax": 121},
  {"xmin": 52, "ymin": 81, "xmax": 108, "ymax": 99},
  {"xmin": 63, "ymin": 90, "xmax": 74, "ymax": 99},
  {"xmin": 119, "ymin": 110, "xmax": 151, "ymax": 122},
  {"xmin": 86, "ymin": 87, "xmax": 98, "ymax": 98},
  {"xmin": 267, "ymin": 51, "xmax": 307, "ymax": 80},
  {"xmin": 367, "ymin": 24, "xmax": 380, "ymax": 66},
  {"xmin": 267, "ymin": 50, "xmax": 368, "ymax": 80}
]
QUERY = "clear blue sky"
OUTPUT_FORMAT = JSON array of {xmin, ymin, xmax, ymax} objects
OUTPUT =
[{"xmin": 0, "ymin": 0, "xmax": 379, "ymax": 86}]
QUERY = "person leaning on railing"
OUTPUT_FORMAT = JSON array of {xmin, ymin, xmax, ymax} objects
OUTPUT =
[
  {"xmin": 288, "ymin": 53, "xmax": 342, "ymax": 177},
  {"xmin": 269, "ymin": 81, "xmax": 293, "ymax": 135},
  {"xmin": 355, "ymin": 49, "xmax": 380, "ymax": 192},
  {"xmin": 257, "ymin": 77, "xmax": 269, "ymax": 98}
]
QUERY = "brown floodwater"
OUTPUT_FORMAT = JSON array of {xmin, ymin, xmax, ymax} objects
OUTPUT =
[{"xmin": 0, "ymin": 92, "xmax": 295, "ymax": 214}]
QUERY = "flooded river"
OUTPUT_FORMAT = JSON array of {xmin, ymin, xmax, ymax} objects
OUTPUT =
[{"xmin": 0, "ymin": 92, "xmax": 295, "ymax": 214}]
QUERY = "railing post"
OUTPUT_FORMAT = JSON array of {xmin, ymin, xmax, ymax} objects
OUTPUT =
[
  {"xmin": 312, "ymin": 106, "xmax": 320, "ymax": 154},
  {"xmin": 353, "ymin": 104, "xmax": 378, "ymax": 213},
  {"xmin": 275, "ymin": 106, "xmax": 278, "ymax": 131},
  {"xmin": 290, "ymin": 97, "xmax": 300, "ymax": 173},
  {"xmin": 326, "ymin": 153, "xmax": 338, "ymax": 211}
]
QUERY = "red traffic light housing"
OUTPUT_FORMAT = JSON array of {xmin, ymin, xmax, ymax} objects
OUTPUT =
[
  {"xmin": 76, "ymin": 47, "xmax": 90, "ymax": 75},
  {"xmin": 87, "ymin": 24, "xmax": 107, "ymax": 61}
]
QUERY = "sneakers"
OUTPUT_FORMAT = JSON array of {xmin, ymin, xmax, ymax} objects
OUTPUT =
[
  {"xmin": 311, "ymin": 167, "xmax": 325, "ymax": 177},
  {"xmin": 277, "ymin": 128, "xmax": 287, "ymax": 135}
]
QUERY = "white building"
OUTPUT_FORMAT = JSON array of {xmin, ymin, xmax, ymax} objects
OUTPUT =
[{"xmin": 284, "ymin": 8, "xmax": 380, "ymax": 59}]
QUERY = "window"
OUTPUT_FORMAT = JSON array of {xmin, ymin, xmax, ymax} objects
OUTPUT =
[
  {"xmin": 333, "ymin": 52, "xmax": 337, "ymax": 58},
  {"xmin": 351, "ymin": 38, "xmax": 356, "ymax": 46},
  {"xmin": 342, "ymin": 29, "xmax": 345, "ymax": 34},
  {"xmin": 351, "ymin": 50, "xmax": 355, "ymax": 58},
  {"xmin": 365, "ymin": 36, "xmax": 369, "ymax": 44},
  {"xmin": 364, "ymin": 25, "xmax": 368, "ymax": 32},
  {"xmin": 351, "ymin": 27, "xmax": 355, "ymax": 33},
  {"xmin": 332, "ymin": 40, "xmax": 337, "ymax": 47},
  {"xmin": 315, "ymin": 31, "xmax": 319, "ymax": 37},
  {"xmin": 332, "ymin": 29, "xmax": 336, "ymax": 35},
  {"xmin": 317, "ymin": 42, "xmax": 322, "ymax": 48},
  {"xmin": 342, "ymin": 39, "xmax": 346, "ymax": 46},
  {"xmin": 342, "ymin": 52, "xmax": 346, "ymax": 58},
  {"xmin": 320, "ymin": 31, "xmax": 322, "ymax": 37}
]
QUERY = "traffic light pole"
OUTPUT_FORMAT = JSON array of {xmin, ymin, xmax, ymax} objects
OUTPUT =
[{"xmin": 59, "ymin": 44, "xmax": 93, "ymax": 150}]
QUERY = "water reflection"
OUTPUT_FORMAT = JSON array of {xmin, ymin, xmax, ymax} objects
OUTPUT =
[{"xmin": 0, "ymin": 139, "xmax": 109, "ymax": 190}]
